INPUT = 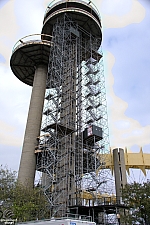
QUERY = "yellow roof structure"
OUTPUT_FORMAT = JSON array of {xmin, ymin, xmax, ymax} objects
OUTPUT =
[
  {"xmin": 79, "ymin": 190, "xmax": 116, "ymax": 205},
  {"xmin": 98, "ymin": 148, "xmax": 150, "ymax": 176},
  {"xmin": 80, "ymin": 148, "xmax": 150, "ymax": 203}
]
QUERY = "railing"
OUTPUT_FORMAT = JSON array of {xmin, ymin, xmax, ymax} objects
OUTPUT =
[
  {"xmin": 68, "ymin": 196, "xmax": 119, "ymax": 207},
  {"xmin": 45, "ymin": 0, "xmax": 101, "ymax": 19},
  {"xmin": 12, "ymin": 34, "xmax": 53, "ymax": 53}
]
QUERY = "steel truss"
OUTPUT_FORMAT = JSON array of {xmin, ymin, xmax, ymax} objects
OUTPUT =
[{"xmin": 35, "ymin": 14, "xmax": 116, "ymax": 223}]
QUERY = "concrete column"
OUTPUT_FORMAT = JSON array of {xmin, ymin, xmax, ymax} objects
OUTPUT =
[
  {"xmin": 119, "ymin": 148, "xmax": 127, "ymax": 187},
  {"xmin": 113, "ymin": 148, "xmax": 127, "ymax": 204},
  {"xmin": 18, "ymin": 64, "xmax": 47, "ymax": 187},
  {"xmin": 113, "ymin": 148, "xmax": 121, "ymax": 204}
]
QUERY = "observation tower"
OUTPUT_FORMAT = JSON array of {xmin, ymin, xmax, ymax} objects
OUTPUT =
[{"xmin": 10, "ymin": 0, "xmax": 117, "ymax": 223}]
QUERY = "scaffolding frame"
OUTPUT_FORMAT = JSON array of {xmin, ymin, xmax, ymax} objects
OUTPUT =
[{"xmin": 35, "ymin": 14, "xmax": 116, "ymax": 223}]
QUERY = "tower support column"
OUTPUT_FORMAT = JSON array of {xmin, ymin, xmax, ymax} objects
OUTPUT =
[
  {"xmin": 18, "ymin": 64, "xmax": 47, "ymax": 187},
  {"xmin": 113, "ymin": 148, "xmax": 127, "ymax": 204}
]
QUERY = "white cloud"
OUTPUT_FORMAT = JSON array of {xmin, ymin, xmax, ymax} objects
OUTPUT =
[
  {"xmin": 105, "ymin": 52, "xmax": 150, "ymax": 149},
  {"xmin": 100, "ymin": 0, "xmax": 132, "ymax": 16},
  {"xmin": 0, "ymin": 65, "xmax": 31, "ymax": 146},
  {"xmin": 0, "ymin": 0, "xmax": 18, "ymax": 65},
  {"xmin": 0, "ymin": 120, "xmax": 22, "ymax": 146},
  {"xmin": 94, "ymin": 0, "xmax": 145, "ymax": 28},
  {"xmin": 14, "ymin": 0, "xmax": 44, "ymax": 35},
  {"xmin": 115, "ymin": 120, "xmax": 131, "ymax": 129}
]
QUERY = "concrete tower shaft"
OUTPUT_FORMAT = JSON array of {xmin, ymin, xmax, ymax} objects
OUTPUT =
[
  {"xmin": 18, "ymin": 64, "xmax": 47, "ymax": 186},
  {"xmin": 10, "ymin": 35, "xmax": 52, "ymax": 186}
]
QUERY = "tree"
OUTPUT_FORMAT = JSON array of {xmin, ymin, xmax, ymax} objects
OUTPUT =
[
  {"xmin": 0, "ymin": 165, "xmax": 49, "ymax": 221},
  {"xmin": 12, "ymin": 184, "xmax": 49, "ymax": 221},
  {"xmin": 121, "ymin": 181, "xmax": 150, "ymax": 224},
  {"xmin": 0, "ymin": 165, "xmax": 16, "ymax": 209}
]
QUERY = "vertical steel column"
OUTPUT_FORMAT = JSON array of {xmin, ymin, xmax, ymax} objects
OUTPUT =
[{"xmin": 18, "ymin": 64, "xmax": 47, "ymax": 187}]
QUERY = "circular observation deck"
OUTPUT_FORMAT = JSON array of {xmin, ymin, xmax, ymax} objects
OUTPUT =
[
  {"xmin": 42, "ymin": 0, "xmax": 102, "ymax": 42},
  {"xmin": 10, "ymin": 34, "xmax": 52, "ymax": 86}
]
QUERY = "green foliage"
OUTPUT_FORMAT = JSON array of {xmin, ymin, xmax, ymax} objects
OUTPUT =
[
  {"xmin": 121, "ymin": 181, "xmax": 150, "ymax": 224},
  {"xmin": 0, "ymin": 165, "xmax": 16, "ymax": 207},
  {"xmin": 12, "ymin": 184, "xmax": 48, "ymax": 221},
  {"xmin": 0, "ymin": 165, "xmax": 49, "ymax": 221}
]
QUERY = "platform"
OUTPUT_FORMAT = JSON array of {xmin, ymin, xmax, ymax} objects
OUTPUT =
[
  {"xmin": 10, "ymin": 34, "xmax": 52, "ymax": 86},
  {"xmin": 41, "ymin": 122, "xmax": 75, "ymax": 135}
]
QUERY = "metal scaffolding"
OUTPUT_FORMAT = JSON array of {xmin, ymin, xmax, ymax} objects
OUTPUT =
[{"xmin": 35, "ymin": 14, "xmax": 115, "ymax": 222}]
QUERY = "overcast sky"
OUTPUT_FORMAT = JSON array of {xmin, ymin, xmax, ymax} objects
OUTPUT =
[{"xmin": 0, "ymin": 0, "xmax": 150, "ymax": 181}]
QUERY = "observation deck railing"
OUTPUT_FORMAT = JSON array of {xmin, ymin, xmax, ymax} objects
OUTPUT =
[
  {"xmin": 12, "ymin": 34, "xmax": 53, "ymax": 54},
  {"xmin": 45, "ymin": 0, "xmax": 101, "ymax": 20}
]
